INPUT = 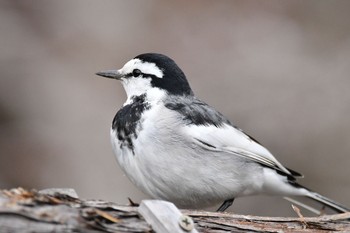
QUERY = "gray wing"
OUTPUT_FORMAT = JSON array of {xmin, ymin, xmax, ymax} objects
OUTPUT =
[{"xmin": 165, "ymin": 96, "xmax": 303, "ymax": 179}]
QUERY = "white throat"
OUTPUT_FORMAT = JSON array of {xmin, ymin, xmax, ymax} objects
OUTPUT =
[
  {"xmin": 122, "ymin": 77, "xmax": 153, "ymax": 98},
  {"xmin": 122, "ymin": 78, "xmax": 166, "ymax": 105}
]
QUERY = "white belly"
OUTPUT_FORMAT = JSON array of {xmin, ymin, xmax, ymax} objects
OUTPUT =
[{"xmin": 110, "ymin": 106, "xmax": 265, "ymax": 208}]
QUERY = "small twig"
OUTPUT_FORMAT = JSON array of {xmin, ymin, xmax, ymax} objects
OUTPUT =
[{"xmin": 292, "ymin": 204, "xmax": 308, "ymax": 229}]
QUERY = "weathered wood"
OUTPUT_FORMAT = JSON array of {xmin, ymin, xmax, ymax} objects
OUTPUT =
[
  {"xmin": 184, "ymin": 210, "xmax": 350, "ymax": 232},
  {"xmin": 39, "ymin": 188, "xmax": 79, "ymax": 198},
  {"xmin": 0, "ymin": 188, "xmax": 349, "ymax": 232},
  {"xmin": 0, "ymin": 188, "xmax": 150, "ymax": 232}
]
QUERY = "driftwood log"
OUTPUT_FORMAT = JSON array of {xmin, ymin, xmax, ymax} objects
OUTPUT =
[{"xmin": 0, "ymin": 188, "xmax": 349, "ymax": 232}]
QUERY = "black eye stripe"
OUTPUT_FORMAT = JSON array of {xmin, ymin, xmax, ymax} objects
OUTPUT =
[
  {"xmin": 125, "ymin": 70, "xmax": 159, "ymax": 79},
  {"xmin": 132, "ymin": 69, "xmax": 142, "ymax": 77}
]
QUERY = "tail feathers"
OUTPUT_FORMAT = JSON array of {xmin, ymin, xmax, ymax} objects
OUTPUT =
[
  {"xmin": 284, "ymin": 197, "xmax": 323, "ymax": 215},
  {"xmin": 306, "ymin": 191, "xmax": 350, "ymax": 213},
  {"xmin": 284, "ymin": 191, "xmax": 349, "ymax": 214}
]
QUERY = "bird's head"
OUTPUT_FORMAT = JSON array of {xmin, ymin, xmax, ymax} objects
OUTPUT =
[{"xmin": 96, "ymin": 53, "xmax": 193, "ymax": 100}]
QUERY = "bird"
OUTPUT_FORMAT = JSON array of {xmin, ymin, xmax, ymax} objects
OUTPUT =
[{"xmin": 96, "ymin": 53, "xmax": 349, "ymax": 213}]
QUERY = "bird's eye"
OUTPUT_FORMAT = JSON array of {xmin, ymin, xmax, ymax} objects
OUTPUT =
[{"xmin": 132, "ymin": 69, "xmax": 142, "ymax": 77}]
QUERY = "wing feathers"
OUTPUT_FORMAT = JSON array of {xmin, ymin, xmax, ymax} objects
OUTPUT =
[
  {"xmin": 189, "ymin": 124, "xmax": 301, "ymax": 179},
  {"xmin": 169, "ymin": 97, "xmax": 302, "ymax": 180}
]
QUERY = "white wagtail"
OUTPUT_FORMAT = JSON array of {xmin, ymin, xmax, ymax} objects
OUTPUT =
[{"xmin": 96, "ymin": 53, "xmax": 349, "ymax": 213}]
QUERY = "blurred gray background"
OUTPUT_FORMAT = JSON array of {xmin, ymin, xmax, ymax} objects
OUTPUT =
[{"xmin": 1, "ymin": 0, "xmax": 350, "ymax": 216}]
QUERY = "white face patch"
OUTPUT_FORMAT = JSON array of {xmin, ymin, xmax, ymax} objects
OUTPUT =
[
  {"xmin": 122, "ymin": 77, "xmax": 152, "ymax": 102},
  {"xmin": 119, "ymin": 58, "xmax": 164, "ymax": 78},
  {"xmin": 122, "ymin": 77, "xmax": 166, "ymax": 105},
  {"xmin": 117, "ymin": 58, "xmax": 166, "ymax": 103}
]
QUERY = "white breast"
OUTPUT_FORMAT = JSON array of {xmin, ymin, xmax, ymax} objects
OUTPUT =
[{"xmin": 110, "ymin": 101, "xmax": 267, "ymax": 208}]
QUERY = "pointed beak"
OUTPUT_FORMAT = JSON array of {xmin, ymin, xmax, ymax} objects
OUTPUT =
[{"xmin": 95, "ymin": 70, "xmax": 123, "ymax": 80}]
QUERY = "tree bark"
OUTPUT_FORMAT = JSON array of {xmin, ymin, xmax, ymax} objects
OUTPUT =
[{"xmin": 0, "ymin": 188, "xmax": 349, "ymax": 232}]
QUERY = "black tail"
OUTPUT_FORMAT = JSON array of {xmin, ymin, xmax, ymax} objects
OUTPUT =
[
  {"xmin": 306, "ymin": 191, "xmax": 349, "ymax": 213},
  {"xmin": 285, "ymin": 182, "xmax": 349, "ymax": 214}
]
